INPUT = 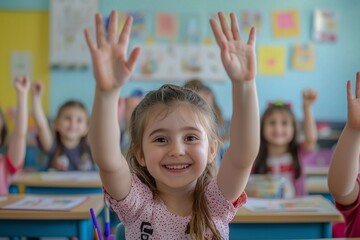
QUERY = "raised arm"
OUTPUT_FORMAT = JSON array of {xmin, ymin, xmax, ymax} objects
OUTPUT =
[
  {"xmin": 84, "ymin": 10, "xmax": 141, "ymax": 200},
  {"xmin": 31, "ymin": 81, "xmax": 53, "ymax": 151},
  {"xmin": 302, "ymin": 89, "xmax": 318, "ymax": 151},
  {"xmin": 328, "ymin": 73, "xmax": 360, "ymax": 206},
  {"xmin": 8, "ymin": 76, "xmax": 30, "ymax": 167},
  {"xmin": 210, "ymin": 12, "xmax": 260, "ymax": 202}
]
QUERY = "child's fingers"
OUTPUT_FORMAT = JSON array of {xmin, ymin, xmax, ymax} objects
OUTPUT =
[
  {"xmin": 95, "ymin": 13, "xmax": 106, "ymax": 48},
  {"xmin": 218, "ymin": 12, "xmax": 233, "ymax": 41},
  {"xmin": 230, "ymin": 13, "xmax": 241, "ymax": 41},
  {"xmin": 347, "ymin": 80, "xmax": 353, "ymax": 103},
  {"xmin": 107, "ymin": 10, "xmax": 118, "ymax": 44},
  {"xmin": 118, "ymin": 16, "xmax": 133, "ymax": 54},
  {"xmin": 247, "ymin": 27, "xmax": 256, "ymax": 46},
  {"xmin": 209, "ymin": 18, "xmax": 226, "ymax": 48},
  {"xmin": 84, "ymin": 29, "xmax": 96, "ymax": 52},
  {"xmin": 126, "ymin": 47, "xmax": 141, "ymax": 72},
  {"xmin": 356, "ymin": 72, "xmax": 360, "ymax": 99}
]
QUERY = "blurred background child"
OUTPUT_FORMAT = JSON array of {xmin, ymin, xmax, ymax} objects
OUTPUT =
[
  {"xmin": 252, "ymin": 89, "xmax": 318, "ymax": 197},
  {"xmin": 0, "ymin": 76, "xmax": 30, "ymax": 194},
  {"xmin": 117, "ymin": 89, "xmax": 144, "ymax": 155},
  {"xmin": 31, "ymin": 81, "xmax": 95, "ymax": 171}
]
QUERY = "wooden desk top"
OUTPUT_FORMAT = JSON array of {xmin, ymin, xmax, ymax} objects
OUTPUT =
[
  {"xmin": 306, "ymin": 175, "xmax": 329, "ymax": 193},
  {"xmin": 0, "ymin": 194, "xmax": 104, "ymax": 220},
  {"xmin": 233, "ymin": 195, "xmax": 342, "ymax": 223},
  {"xmin": 12, "ymin": 171, "xmax": 102, "ymax": 188}
]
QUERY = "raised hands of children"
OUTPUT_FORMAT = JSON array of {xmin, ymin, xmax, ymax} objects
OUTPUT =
[
  {"xmin": 302, "ymin": 89, "xmax": 317, "ymax": 106},
  {"xmin": 84, "ymin": 10, "xmax": 141, "ymax": 92},
  {"xmin": 209, "ymin": 12, "xmax": 256, "ymax": 82},
  {"xmin": 31, "ymin": 81, "xmax": 44, "ymax": 97},
  {"xmin": 347, "ymin": 72, "xmax": 360, "ymax": 129},
  {"xmin": 14, "ymin": 76, "xmax": 30, "ymax": 95}
]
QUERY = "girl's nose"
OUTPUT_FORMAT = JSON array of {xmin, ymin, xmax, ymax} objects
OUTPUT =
[{"xmin": 169, "ymin": 140, "xmax": 185, "ymax": 157}]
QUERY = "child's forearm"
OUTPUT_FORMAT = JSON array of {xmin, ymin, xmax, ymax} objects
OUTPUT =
[
  {"xmin": 89, "ymin": 89, "xmax": 124, "ymax": 171},
  {"xmin": 8, "ymin": 92, "xmax": 28, "ymax": 167},
  {"xmin": 227, "ymin": 80, "xmax": 260, "ymax": 167},
  {"xmin": 303, "ymin": 104, "xmax": 317, "ymax": 150},
  {"xmin": 32, "ymin": 95, "xmax": 52, "ymax": 151},
  {"xmin": 328, "ymin": 124, "xmax": 360, "ymax": 200}
]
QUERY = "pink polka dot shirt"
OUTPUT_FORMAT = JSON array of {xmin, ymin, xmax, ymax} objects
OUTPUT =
[{"xmin": 105, "ymin": 174, "xmax": 247, "ymax": 239}]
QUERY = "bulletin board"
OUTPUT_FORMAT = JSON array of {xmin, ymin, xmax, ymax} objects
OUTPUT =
[{"xmin": 0, "ymin": 11, "xmax": 50, "ymax": 129}]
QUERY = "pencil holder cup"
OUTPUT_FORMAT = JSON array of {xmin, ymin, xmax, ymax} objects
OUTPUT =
[{"xmin": 245, "ymin": 174, "xmax": 285, "ymax": 198}]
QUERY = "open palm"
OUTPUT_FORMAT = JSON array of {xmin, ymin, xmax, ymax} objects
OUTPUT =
[
  {"xmin": 84, "ymin": 11, "xmax": 140, "ymax": 91},
  {"xmin": 210, "ymin": 12, "xmax": 256, "ymax": 82}
]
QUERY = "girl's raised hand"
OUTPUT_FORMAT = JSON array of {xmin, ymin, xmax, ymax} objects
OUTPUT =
[
  {"xmin": 210, "ymin": 12, "xmax": 256, "ymax": 82},
  {"xmin": 31, "ymin": 81, "xmax": 44, "ymax": 97},
  {"xmin": 14, "ymin": 76, "xmax": 30, "ymax": 94},
  {"xmin": 84, "ymin": 10, "xmax": 141, "ymax": 91},
  {"xmin": 303, "ymin": 89, "xmax": 318, "ymax": 106},
  {"xmin": 347, "ymin": 72, "xmax": 360, "ymax": 129}
]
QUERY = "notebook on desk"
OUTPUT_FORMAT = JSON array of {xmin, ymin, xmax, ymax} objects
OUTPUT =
[
  {"xmin": 244, "ymin": 197, "xmax": 322, "ymax": 212},
  {"xmin": 1, "ymin": 195, "xmax": 88, "ymax": 211}
]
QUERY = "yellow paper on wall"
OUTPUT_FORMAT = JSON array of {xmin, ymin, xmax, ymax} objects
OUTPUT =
[{"xmin": 258, "ymin": 46, "xmax": 286, "ymax": 76}]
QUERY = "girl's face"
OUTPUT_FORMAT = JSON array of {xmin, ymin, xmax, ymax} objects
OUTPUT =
[
  {"xmin": 137, "ymin": 104, "xmax": 216, "ymax": 192},
  {"xmin": 54, "ymin": 106, "xmax": 88, "ymax": 142},
  {"xmin": 263, "ymin": 110, "xmax": 294, "ymax": 147}
]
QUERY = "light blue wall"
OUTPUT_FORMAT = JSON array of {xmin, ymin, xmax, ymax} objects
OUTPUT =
[{"xmin": 2, "ymin": 0, "xmax": 360, "ymax": 121}]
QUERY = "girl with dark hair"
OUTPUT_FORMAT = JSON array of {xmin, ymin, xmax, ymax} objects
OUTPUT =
[
  {"xmin": 252, "ymin": 90, "xmax": 318, "ymax": 197},
  {"xmin": 31, "ymin": 81, "xmax": 94, "ymax": 171}
]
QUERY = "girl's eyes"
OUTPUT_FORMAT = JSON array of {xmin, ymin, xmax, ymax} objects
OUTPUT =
[
  {"xmin": 154, "ymin": 137, "xmax": 167, "ymax": 143},
  {"xmin": 185, "ymin": 135, "xmax": 198, "ymax": 142},
  {"xmin": 152, "ymin": 135, "xmax": 199, "ymax": 143}
]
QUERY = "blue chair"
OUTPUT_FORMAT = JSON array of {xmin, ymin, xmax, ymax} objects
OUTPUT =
[{"xmin": 115, "ymin": 223, "xmax": 125, "ymax": 240}]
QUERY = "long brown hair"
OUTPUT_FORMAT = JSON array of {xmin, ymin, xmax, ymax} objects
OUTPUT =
[
  {"xmin": 253, "ymin": 104, "xmax": 301, "ymax": 179},
  {"xmin": 127, "ymin": 84, "xmax": 222, "ymax": 240}
]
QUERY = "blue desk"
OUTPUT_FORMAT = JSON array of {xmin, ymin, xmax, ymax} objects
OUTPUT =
[
  {"xmin": 0, "ymin": 194, "xmax": 104, "ymax": 239},
  {"xmin": 229, "ymin": 196, "xmax": 343, "ymax": 239}
]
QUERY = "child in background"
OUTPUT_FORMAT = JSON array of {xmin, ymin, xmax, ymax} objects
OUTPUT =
[
  {"xmin": 85, "ymin": 10, "xmax": 259, "ymax": 239},
  {"xmin": 0, "ymin": 76, "xmax": 29, "ymax": 194},
  {"xmin": 328, "ymin": 72, "xmax": 360, "ymax": 237},
  {"xmin": 31, "ymin": 81, "xmax": 94, "ymax": 171},
  {"xmin": 118, "ymin": 89, "xmax": 144, "ymax": 155},
  {"xmin": 252, "ymin": 89, "xmax": 318, "ymax": 197}
]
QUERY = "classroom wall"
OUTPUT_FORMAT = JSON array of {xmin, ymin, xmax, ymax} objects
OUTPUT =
[{"xmin": 1, "ymin": 0, "xmax": 360, "ymax": 122}]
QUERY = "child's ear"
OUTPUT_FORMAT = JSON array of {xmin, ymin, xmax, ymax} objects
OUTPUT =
[
  {"xmin": 135, "ymin": 149, "xmax": 146, "ymax": 167},
  {"xmin": 208, "ymin": 140, "xmax": 219, "ymax": 164}
]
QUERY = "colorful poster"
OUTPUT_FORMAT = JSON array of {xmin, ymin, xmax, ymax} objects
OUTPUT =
[
  {"xmin": 128, "ymin": 11, "xmax": 146, "ymax": 39},
  {"xmin": 292, "ymin": 43, "xmax": 315, "ymax": 71},
  {"xmin": 272, "ymin": 10, "xmax": 300, "ymax": 37},
  {"xmin": 155, "ymin": 13, "xmax": 178, "ymax": 40},
  {"xmin": 258, "ymin": 45, "xmax": 286, "ymax": 75},
  {"xmin": 132, "ymin": 44, "xmax": 225, "ymax": 82},
  {"xmin": 50, "ymin": 0, "xmax": 99, "ymax": 67},
  {"xmin": 313, "ymin": 9, "xmax": 337, "ymax": 42},
  {"xmin": 241, "ymin": 11, "xmax": 261, "ymax": 34}
]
